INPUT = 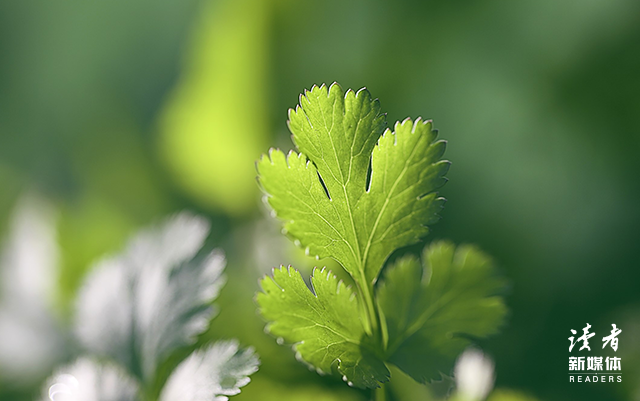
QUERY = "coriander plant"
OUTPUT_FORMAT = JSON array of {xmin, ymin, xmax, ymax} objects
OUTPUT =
[
  {"xmin": 41, "ymin": 213, "xmax": 259, "ymax": 401},
  {"xmin": 256, "ymin": 83, "xmax": 507, "ymax": 396}
]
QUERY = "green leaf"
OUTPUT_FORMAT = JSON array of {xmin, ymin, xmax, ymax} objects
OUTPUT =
[
  {"xmin": 159, "ymin": 0, "xmax": 270, "ymax": 216},
  {"xmin": 257, "ymin": 84, "xmax": 453, "ymax": 388},
  {"xmin": 257, "ymin": 267, "xmax": 389, "ymax": 388},
  {"xmin": 377, "ymin": 241, "xmax": 507, "ymax": 383},
  {"xmin": 257, "ymin": 83, "xmax": 449, "ymax": 286},
  {"xmin": 256, "ymin": 84, "xmax": 507, "ymax": 390}
]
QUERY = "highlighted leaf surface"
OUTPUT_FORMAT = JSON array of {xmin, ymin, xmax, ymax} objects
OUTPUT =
[
  {"xmin": 69, "ymin": 213, "xmax": 258, "ymax": 399},
  {"xmin": 257, "ymin": 84, "xmax": 506, "ymax": 389},
  {"xmin": 258, "ymin": 83, "xmax": 449, "ymax": 284},
  {"xmin": 258, "ymin": 267, "xmax": 389, "ymax": 388},
  {"xmin": 42, "ymin": 343, "xmax": 259, "ymax": 401},
  {"xmin": 41, "ymin": 358, "xmax": 139, "ymax": 401},
  {"xmin": 160, "ymin": 340, "xmax": 259, "ymax": 401},
  {"xmin": 75, "ymin": 213, "xmax": 226, "ymax": 381},
  {"xmin": 378, "ymin": 241, "xmax": 507, "ymax": 383}
]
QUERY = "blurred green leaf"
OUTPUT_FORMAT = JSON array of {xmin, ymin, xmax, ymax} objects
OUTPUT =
[
  {"xmin": 487, "ymin": 389, "xmax": 541, "ymax": 401},
  {"xmin": 159, "ymin": 0, "xmax": 271, "ymax": 216},
  {"xmin": 378, "ymin": 241, "xmax": 507, "ymax": 384}
]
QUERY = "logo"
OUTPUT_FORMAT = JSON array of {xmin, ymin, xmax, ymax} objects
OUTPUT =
[{"xmin": 568, "ymin": 323, "xmax": 622, "ymax": 383}]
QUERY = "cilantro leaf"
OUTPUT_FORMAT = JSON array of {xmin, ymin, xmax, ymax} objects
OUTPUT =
[
  {"xmin": 361, "ymin": 117, "xmax": 449, "ymax": 282},
  {"xmin": 160, "ymin": 340, "xmax": 259, "ymax": 401},
  {"xmin": 257, "ymin": 267, "xmax": 389, "ymax": 388},
  {"xmin": 256, "ymin": 84, "xmax": 506, "ymax": 390},
  {"xmin": 41, "ymin": 357, "xmax": 139, "ymax": 401},
  {"xmin": 41, "ymin": 342, "xmax": 258, "ymax": 401},
  {"xmin": 257, "ymin": 83, "xmax": 449, "ymax": 286},
  {"xmin": 75, "ymin": 212, "xmax": 226, "ymax": 382},
  {"xmin": 377, "ymin": 241, "xmax": 507, "ymax": 383}
]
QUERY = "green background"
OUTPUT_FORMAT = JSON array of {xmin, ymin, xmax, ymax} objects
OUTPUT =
[{"xmin": 0, "ymin": 0, "xmax": 639, "ymax": 400}]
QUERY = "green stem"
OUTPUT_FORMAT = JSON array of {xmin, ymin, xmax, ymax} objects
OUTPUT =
[
  {"xmin": 375, "ymin": 383, "xmax": 387, "ymax": 401},
  {"xmin": 357, "ymin": 271, "xmax": 380, "ymax": 338}
]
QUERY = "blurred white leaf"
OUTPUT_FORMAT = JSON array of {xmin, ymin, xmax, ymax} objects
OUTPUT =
[
  {"xmin": 0, "ymin": 194, "xmax": 65, "ymax": 381},
  {"xmin": 75, "ymin": 212, "xmax": 226, "ymax": 381},
  {"xmin": 454, "ymin": 348, "xmax": 495, "ymax": 401},
  {"xmin": 159, "ymin": 340, "xmax": 259, "ymax": 401},
  {"xmin": 42, "ymin": 357, "xmax": 138, "ymax": 401}
]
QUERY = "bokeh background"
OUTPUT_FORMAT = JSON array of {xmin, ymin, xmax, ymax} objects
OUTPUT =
[{"xmin": 1, "ymin": 0, "xmax": 639, "ymax": 400}]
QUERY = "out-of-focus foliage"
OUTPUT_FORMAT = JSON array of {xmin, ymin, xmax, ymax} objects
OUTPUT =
[
  {"xmin": 450, "ymin": 348, "xmax": 495, "ymax": 401},
  {"xmin": 43, "ymin": 358, "xmax": 139, "ymax": 401},
  {"xmin": 41, "ymin": 213, "xmax": 259, "ymax": 401},
  {"xmin": 158, "ymin": 0, "xmax": 270, "ymax": 216},
  {"xmin": 74, "ymin": 213, "xmax": 226, "ymax": 382},
  {"xmin": 1, "ymin": 0, "xmax": 639, "ymax": 400},
  {"xmin": 0, "ymin": 196, "xmax": 65, "ymax": 384},
  {"xmin": 487, "ymin": 389, "xmax": 541, "ymax": 401},
  {"xmin": 378, "ymin": 243, "xmax": 506, "ymax": 384},
  {"xmin": 158, "ymin": 340, "xmax": 258, "ymax": 401}
]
